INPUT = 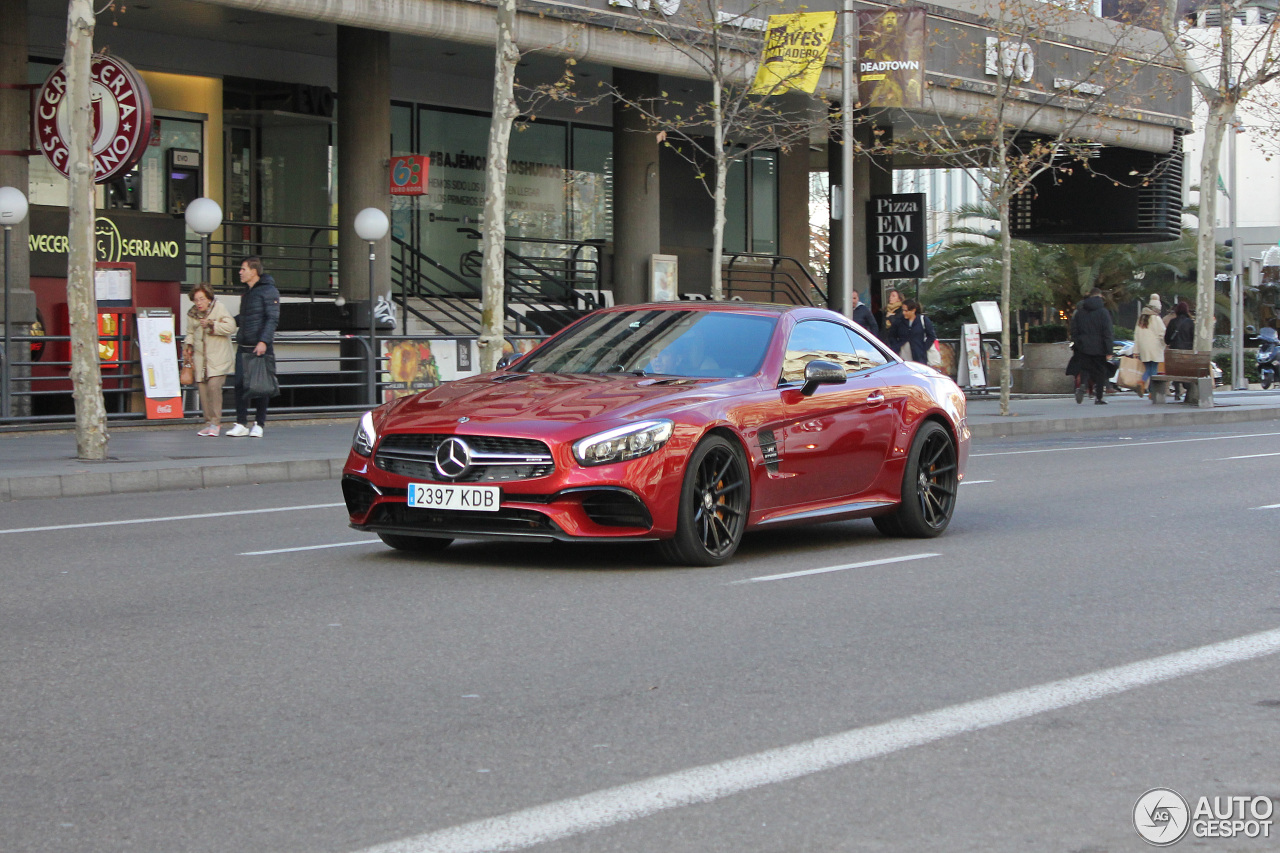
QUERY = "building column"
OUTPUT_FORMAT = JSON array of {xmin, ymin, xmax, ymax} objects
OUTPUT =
[
  {"xmin": 777, "ymin": 142, "xmax": 811, "ymax": 277},
  {"xmin": 1, "ymin": 0, "xmax": 35, "ymax": 417},
  {"xmin": 612, "ymin": 69, "xmax": 662, "ymax": 305},
  {"xmin": 337, "ymin": 26, "xmax": 390, "ymax": 317}
]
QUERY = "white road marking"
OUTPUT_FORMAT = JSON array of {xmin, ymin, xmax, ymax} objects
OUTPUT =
[
  {"xmin": 971, "ymin": 430, "xmax": 1280, "ymax": 458},
  {"xmin": 239, "ymin": 540, "xmax": 381, "ymax": 556},
  {"xmin": 0, "ymin": 503, "xmax": 346, "ymax": 536},
  {"xmin": 733, "ymin": 553, "xmax": 940, "ymax": 584},
  {"xmin": 1256, "ymin": 503, "xmax": 1280, "ymax": 510},
  {"xmin": 1216, "ymin": 452, "xmax": 1280, "ymax": 460},
  {"xmin": 351, "ymin": 626, "xmax": 1280, "ymax": 853},
  {"xmin": 961, "ymin": 479, "xmax": 994, "ymax": 485}
]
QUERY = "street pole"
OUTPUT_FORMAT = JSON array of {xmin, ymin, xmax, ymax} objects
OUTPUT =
[
  {"xmin": 368, "ymin": 241, "xmax": 377, "ymax": 406},
  {"xmin": 840, "ymin": 0, "xmax": 854, "ymax": 318},
  {"xmin": 2, "ymin": 225, "xmax": 10, "ymax": 420},
  {"xmin": 1230, "ymin": 112, "xmax": 1245, "ymax": 390}
]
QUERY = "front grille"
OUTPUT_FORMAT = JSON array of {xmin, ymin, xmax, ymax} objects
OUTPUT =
[
  {"xmin": 375, "ymin": 433, "xmax": 555, "ymax": 483},
  {"xmin": 368, "ymin": 502, "xmax": 556, "ymax": 536}
]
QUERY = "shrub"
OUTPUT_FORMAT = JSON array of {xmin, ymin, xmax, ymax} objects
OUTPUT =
[
  {"xmin": 1026, "ymin": 324, "xmax": 1069, "ymax": 343},
  {"xmin": 1213, "ymin": 352, "xmax": 1261, "ymax": 384}
]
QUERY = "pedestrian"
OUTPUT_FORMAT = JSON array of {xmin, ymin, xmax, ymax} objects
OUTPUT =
[
  {"xmin": 886, "ymin": 298, "xmax": 937, "ymax": 363},
  {"xmin": 1132, "ymin": 305, "xmax": 1165, "ymax": 398},
  {"xmin": 882, "ymin": 288, "xmax": 903, "ymax": 337},
  {"xmin": 227, "ymin": 256, "xmax": 280, "ymax": 438},
  {"xmin": 850, "ymin": 288, "xmax": 875, "ymax": 332},
  {"xmin": 184, "ymin": 283, "xmax": 237, "ymax": 436},
  {"xmin": 1163, "ymin": 299, "xmax": 1194, "ymax": 402},
  {"xmin": 1147, "ymin": 293, "xmax": 1162, "ymax": 316},
  {"xmin": 1068, "ymin": 287, "xmax": 1113, "ymax": 405}
]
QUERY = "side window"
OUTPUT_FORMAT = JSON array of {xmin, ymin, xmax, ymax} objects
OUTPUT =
[
  {"xmin": 781, "ymin": 321, "xmax": 862, "ymax": 384},
  {"xmin": 848, "ymin": 325, "xmax": 889, "ymax": 371}
]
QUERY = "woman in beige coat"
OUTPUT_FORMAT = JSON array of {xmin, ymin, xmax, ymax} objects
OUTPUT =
[
  {"xmin": 185, "ymin": 283, "xmax": 237, "ymax": 436},
  {"xmin": 1133, "ymin": 306, "xmax": 1166, "ymax": 397}
]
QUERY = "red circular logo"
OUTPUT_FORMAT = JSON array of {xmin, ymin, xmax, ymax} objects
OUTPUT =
[{"xmin": 36, "ymin": 54, "xmax": 153, "ymax": 184}]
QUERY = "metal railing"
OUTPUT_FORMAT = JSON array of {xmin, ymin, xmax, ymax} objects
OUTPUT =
[
  {"xmin": 0, "ymin": 332, "xmax": 550, "ymax": 426},
  {"xmin": 722, "ymin": 252, "xmax": 827, "ymax": 307},
  {"xmin": 187, "ymin": 220, "xmax": 337, "ymax": 297}
]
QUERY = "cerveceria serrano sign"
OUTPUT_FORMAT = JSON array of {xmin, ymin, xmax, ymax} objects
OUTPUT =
[
  {"xmin": 36, "ymin": 54, "xmax": 153, "ymax": 184},
  {"xmin": 28, "ymin": 206, "xmax": 186, "ymax": 280}
]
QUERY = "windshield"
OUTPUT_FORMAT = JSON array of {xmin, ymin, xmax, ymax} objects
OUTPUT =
[{"xmin": 514, "ymin": 309, "xmax": 778, "ymax": 378}]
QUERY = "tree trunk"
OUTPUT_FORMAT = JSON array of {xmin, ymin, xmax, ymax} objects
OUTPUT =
[
  {"xmin": 1195, "ymin": 103, "xmax": 1230, "ymax": 352},
  {"xmin": 65, "ymin": 0, "xmax": 108, "ymax": 459},
  {"xmin": 998, "ymin": 183, "xmax": 1013, "ymax": 417},
  {"xmin": 479, "ymin": 0, "xmax": 519, "ymax": 372},
  {"xmin": 710, "ymin": 86, "xmax": 726, "ymax": 301}
]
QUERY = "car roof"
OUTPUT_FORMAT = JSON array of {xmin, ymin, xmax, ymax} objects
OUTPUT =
[{"xmin": 599, "ymin": 301, "xmax": 805, "ymax": 317}]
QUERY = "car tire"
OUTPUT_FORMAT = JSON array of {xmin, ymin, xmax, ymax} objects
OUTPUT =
[
  {"xmin": 377, "ymin": 532, "xmax": 453, "ymax": 552},
  {"xmin": 873, "ymin": 421, "xmax": 958, "ymax": 539},
  {"xmin": 657, "ymin": 434, "xmax": 751, "ymax": 566}
]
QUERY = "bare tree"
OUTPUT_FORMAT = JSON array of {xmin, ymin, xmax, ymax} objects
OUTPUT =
[
  {"xmin": 1159, "ymin": 1, "xmax": 1280, "ymax": 350},
  {"xmin": 65, "ymin": 0, "xmax": 108, "ymax": 459},
  {"xmin": 597, "ymin": 0, "xmax": 835, "ymax": 298},
  {"xmin": 856, "ymin": 2, "xmax": 1179, "ymax": 414},
  {"xmin": 478, "ymin": 0, "xmax": 521, "ymax": 373}
]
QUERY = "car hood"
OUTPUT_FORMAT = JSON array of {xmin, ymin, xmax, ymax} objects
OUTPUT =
[{"xmin": 380, "ymin": 372, "xmax": 742, "ymax": 432}]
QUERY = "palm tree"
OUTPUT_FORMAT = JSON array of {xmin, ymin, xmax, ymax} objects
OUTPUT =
[{"xmin": 922, "ymin": 203, "xmax": 1201, "ymax": 333}]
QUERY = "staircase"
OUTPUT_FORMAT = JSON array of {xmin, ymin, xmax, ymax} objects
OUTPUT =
[{"xmin": 391, "ymin": 233, "xmax": 605, "ymax": 336}]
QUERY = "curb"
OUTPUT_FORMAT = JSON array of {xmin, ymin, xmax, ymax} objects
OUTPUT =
[
  {"xmin": 969, "ymin": 405, "xmax": 1280, "ymax": 438},
  {"xmin": 0, "ymin": 458, "xmax": 347, "ymax": 502}
]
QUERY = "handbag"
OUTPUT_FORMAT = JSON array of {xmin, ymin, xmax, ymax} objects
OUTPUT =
[
  {"xmin": 179, "ymin": 350, "xmax": 194, "ymax": 386},
  {"xmin": 1116, "ymin": 355, "xmax": 1143, "ymax": 390},
  {"xmin": 926, "ymin": 340, "xmax": 943, "ymax": 368},
  {"xmin": 243, "ymin": 352, "xmax": 279, "ymax": 398}
]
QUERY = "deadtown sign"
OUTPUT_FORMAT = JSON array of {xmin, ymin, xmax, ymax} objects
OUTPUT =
[{"xmin": 36, "ymin": 54, "xmax": 153, "ymax": 184}]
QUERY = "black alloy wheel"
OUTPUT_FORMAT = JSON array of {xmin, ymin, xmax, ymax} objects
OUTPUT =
[
  {"xmin": 658, "ymin": 435, "xmax": 751, "ymax": 566},
  {"xmin": 377, "ymin": 532, "xmax": 454, "ymax": 553},
  {"xmin": 873, "ymin": 421, "xmax": 958, "ymax": 538}
]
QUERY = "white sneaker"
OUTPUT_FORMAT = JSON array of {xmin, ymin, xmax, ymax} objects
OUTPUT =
[
  {"xmin": 226, "ymin": 423, "xmax": 250, "ymax": 437},
  {"xmin": 249, "ymin": 424, "xmax": 264, "ymax": 438}
]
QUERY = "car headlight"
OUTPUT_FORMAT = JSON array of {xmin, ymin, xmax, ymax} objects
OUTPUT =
[
  {"xmin": 352, "ymin": 410, "xmax": 378, "ymax": 457},
  {"xmin": 573, "ymin": 420, "xmax": 674, "ymax": 467}
]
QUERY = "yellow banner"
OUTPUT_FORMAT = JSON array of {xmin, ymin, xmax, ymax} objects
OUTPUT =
[{"xmin": 750, "ymin": 12, "xmax": 838, "ymax": 96}]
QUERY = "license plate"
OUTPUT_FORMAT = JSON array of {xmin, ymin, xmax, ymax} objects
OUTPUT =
[{"xmin": 407, "ymin": 483, "xmax": 501, "ymax": 512}]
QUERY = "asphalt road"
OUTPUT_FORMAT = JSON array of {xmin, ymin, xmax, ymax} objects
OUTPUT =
[{"xmin": 3, "ymin": 421, "xmax": 1280, "ymax": 852}]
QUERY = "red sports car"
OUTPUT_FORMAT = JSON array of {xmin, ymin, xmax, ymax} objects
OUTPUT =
[{"xmin": 342, "ymin": 302, "xmax": 969, "ymax": 565}]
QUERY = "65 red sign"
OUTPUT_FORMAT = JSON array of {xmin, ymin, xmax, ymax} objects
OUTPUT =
[
  {"xmin": 389, "ymin": 155, "xmax": 428, "ymax": 196},
  {"xmin": 36, "ymin": 54, "xmax": 154, "ymax": 184}
]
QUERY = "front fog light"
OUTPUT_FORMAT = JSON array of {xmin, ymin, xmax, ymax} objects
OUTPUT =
[
  {"xmin": 352, "ymin": 410, "xmax": 377, "ymax": 456},
  {"xmin": 573, "ymin": 420, "xmax": 674, "ymax": 467}
]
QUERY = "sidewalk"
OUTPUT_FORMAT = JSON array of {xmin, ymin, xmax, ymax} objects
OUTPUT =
[{"xmin": 1, "ymin": 389, "xmax": 1278, "ymax": 501}]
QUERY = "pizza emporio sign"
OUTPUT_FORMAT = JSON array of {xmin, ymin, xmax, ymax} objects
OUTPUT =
[
  {"xmin": 36, "ymin": 54, "xmax": 154, "ymax": 184},
  {"xmin": 866, "ymin": 193, "xmax": 926, "ymax": 279}
]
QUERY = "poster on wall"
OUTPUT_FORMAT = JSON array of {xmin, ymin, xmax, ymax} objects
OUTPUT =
[
  {"xmin": 382, "ymin": 339, "xmax": 456, "ymax": 403},
  {"xmin": 135, "ymin": 308, "xmax": 183, "ymax": 419}
]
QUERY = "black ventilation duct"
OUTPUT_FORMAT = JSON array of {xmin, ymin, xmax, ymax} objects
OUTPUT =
[{"xmin": 1010, "ymin": 136, "xmax": 1183, "ymax": 244}]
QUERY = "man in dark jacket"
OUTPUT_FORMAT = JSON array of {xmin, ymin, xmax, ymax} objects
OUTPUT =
[
  {"xmin": 850, "ymin": 289, "xmax": 876, "ymax": 332},
  {"xmin": 226, "ymin": 256, "xmax": 280, "ymax": 437},
  {"xmin": 886, "ymin": 298, "xmax": 937, "ymax": 363},
  {"xmin": 1069, "ymin": 288, "xmax": 1114, "ymax": 405}
]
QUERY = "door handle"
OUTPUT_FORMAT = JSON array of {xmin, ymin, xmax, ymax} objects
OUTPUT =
[{"xmin": 866, "ymin": 391, "xmax": 885, "ymax": 406}]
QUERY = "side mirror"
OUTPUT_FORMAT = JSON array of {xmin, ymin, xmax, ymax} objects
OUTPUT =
[
  {"xmin": 1245, "ymin": 325, "xmax": 1257, "ymax": 335},
  {"xmin": 801, "ymin": 360, "xmax": 847, "ymax": 396},
  {"xmin": 496, "ymin": 352, "xmax": 519, "ymax": 370}
]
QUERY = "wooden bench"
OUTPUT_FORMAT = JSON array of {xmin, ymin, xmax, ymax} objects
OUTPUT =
[{"xmin": 1149, "ymin": 350, "xmax": 1214, "ymax": 407}]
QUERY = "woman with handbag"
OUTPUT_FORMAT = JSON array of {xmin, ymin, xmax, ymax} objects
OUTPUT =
[
  {"xmin": 184, "ymin": 283, "xmax": 237, "ymax": 437},
  {"xmin": 1132, "ymin": 306, "xmax": 1165, "ymax": 397}
]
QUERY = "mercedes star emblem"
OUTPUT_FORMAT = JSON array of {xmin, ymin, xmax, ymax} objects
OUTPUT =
[{"xmin": 434, "ymin": 436, "xmax": 472, "ymax": 480}]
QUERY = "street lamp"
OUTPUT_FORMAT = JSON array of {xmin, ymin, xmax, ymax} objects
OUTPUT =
[
  {"xmin": 184, "ymin": 197, "xmax": 222, "ymax": 283},
  {"xmin": 354, "ymin": 207, "xmax": 389, "ymax": 406},
  {"xmin": 0, "ymin": 186, "xmax": 30, "ymax": 421}
]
